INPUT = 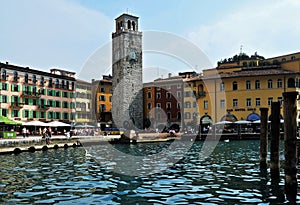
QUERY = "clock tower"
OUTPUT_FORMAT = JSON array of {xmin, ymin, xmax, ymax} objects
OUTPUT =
[{"xmin": 112, "ymin": 13, "xmax": 143, "ymax": 129}]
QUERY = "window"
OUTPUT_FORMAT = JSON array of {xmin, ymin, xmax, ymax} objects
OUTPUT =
[
  {"xmin": 48, "ymin": 90, "xmax": 53, "ymax": 96},
  {"xmin": 185, "ymin": 91, "xmax": 191, "ymax": 97},
  {"xmin": 63, "ymin": 113, "xmax": 69, "ymax": 120},
  {"xmin": 177, "ymin": 103, "xmax": 181, "ymax": 109},
  {"xmin": 177, "ymin": 91, "xmax": 181, "ymax": 98},
  {"xmin": 156, "ymin": 103, "xmax": 161, "ymax": 108},
  {"xmin": 156, "ymin": 93, "xmax": 161, "ymax": 99},
  {"xmin": 13, "ymin": 71, "xmax": 18, "ymax": 82},
  {"xmin": 55, "ymin": 79, "xmax": 60, "ymax": 88},
  {"xmin": 1, "ymin": 95, "xmax": 7, "ymax": 103},
  {"xmin": 100, "ymin": 87, "xmax": 105, "ymax": 92},
  {"xmin": 220, "ymin": 99, "xmax": 225, "ymax": 108},
  {"xmin": 193, "ymin": 101, "xmax": 197, "ymax": 108},
  {"xmin": 40, "ymin": 112, "xmax": 45, "ymax": 119},
  {"xmin": 255, "ymin": 80, "xmax": 260, "ymax": 89},
  {"xmin": 2, "ymin": 83, "xmax": 7, "ymax": 90},
  {"xmin": 166, "ymin": 102, "xmax": 171, "ymax": 109},
  {"xmin": 232, "ymin": 81, "xmax": 238, "ymax": 91},
  {"xmin": 256, "ymin": 98, "xmax": 261, "ymax": 107},
  {"xmin": 55, "ymin": 90, "xmax": 60, "ymax": 97},
  {"xmin": 24, "ymin": 110, "xmax": 29, "ymax": 118},
  {"xmin": 1, "ymin": 69, "xmax": 6, "ymax": 80},
  {"xmin": 166, "ymin": 92, "xmax": 171, "ymax": 99},
  {"xmin": 277, "ymin": 79, "xmax": 282, "ymax": 88},
  {"xmin": 55, "ymin": 101, "xmax": 61, "ymax": 108},
  {"xmin": 13, "ymin": 110, "xmax": 19, "ymax": 117},
  {"xmin": 268, "ymin": 97, "xmax": 273, "ymax": 106},
  {"xmin": 246, "ymin": 98, "xmax": 252, "ymax": 107},
  {"xmin": 24, "ymin": 74, "xmax": 29, "ymax": 84},
  {"xmin": 33, "ymin": 111, "xmax": 37, "ymax": 118},
  {"xmin": 288, "ymin": 78, "xmax": 295, "ymax": 88},
  {"xmin": 40, "ymin": 76, "xmax": 44, "ymax": 86},
  {"xmin": 246, "ymin": 80, "xmax": 251, "ymax": 90},
  {"xmin": 268, "ymin": 79, "xmax": 273, "ymax": 88},
  {"xmin": 220, "ymin": 82, "xmax": 224, "ymax": 91},
  {"xmin": 55, "ymin": 112, "xmax": 60, "ymax": 119},
  {"xmin": 147, "ymin": 103, "xmax": 152, "ymax": 109},
  {"xmin": 24, "ymin": 98, "xmax": 29, "ymax": 105},
  {"xmin": 185, "ymin": 102, "xmax": 191, "ymax": 108},
  {"xmin": 147, "ymin": 92, "xmax": 151, "ymax": 99},
  {"xmin": 2, "ymin": 109, "xmax": 7, "ymax": 117},
  {"xmin": 100, "ymin": 95, "xmax": 106, "ymax": 101},
  {"xmin": 48, "ymin": 78, "xmax": 53, "ymax": 87},
  {"xmin": 63, "ymin": 92, "xmax": 68, "ymax": 98},
  {"xmin": 12, "ymin": 84, "xmax": 19, "ymax": 92},
  {"xmin": 233, "ymin": 99, "xmax": 238, "ymax": 108},
  {"xmin": 204, "ymin": 100, "xmax": 208, "ymax": 110},
  {"xmin": 66, "ymin": 81, "xmax": 69, "ymax": 89},
  {"xmin": 185, "ymin": 112, "xmax": 191, "ymax": 119},
  {"xmin": 48, "ymin": 100, "xmax": 53, "ymax": 107}
]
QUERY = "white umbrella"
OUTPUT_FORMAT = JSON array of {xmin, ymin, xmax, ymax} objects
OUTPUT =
[
  {"xmin": 47, "ymin": 121, "xmax": 71, "ymax": 127},
  {"xmin": 253, "ymin": 120, "xmax": 271, "ymax": 123},
  {"xmin": 215, "ymin": 121, "xmax": 233, "ymax": 125},
  {"xmin": 24, "ymin": 121, "xmax": 48, "ymax": 126},
  {"xmin": 235, "ymin": 120, "xmax": 251, "ymax": 124}
]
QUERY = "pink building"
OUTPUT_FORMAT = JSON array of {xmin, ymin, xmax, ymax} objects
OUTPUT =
[{"xmin": 0, "ymin": 62, "xmax": 76, "ymax": 123}]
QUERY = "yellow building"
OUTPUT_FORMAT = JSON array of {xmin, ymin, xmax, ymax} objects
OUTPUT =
[
  {"xmin": 192, "ymin": 52, "xmax": 300, "ymax": 124},
  {"xmin": 75, "ymin": 79, "xmax": 93, "ymax": 125},
  {"xmin": 91, "ymin": 75, "xmax": 113, "ymax": 129}
]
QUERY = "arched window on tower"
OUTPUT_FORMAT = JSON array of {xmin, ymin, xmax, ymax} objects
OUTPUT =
[
  {"xmin": 127, "ymin": 20, "xmax": 131, "ymax": 30},
  {"xmin": 132, "ymin": 21, "xmax": 136, "ymax": 31}
]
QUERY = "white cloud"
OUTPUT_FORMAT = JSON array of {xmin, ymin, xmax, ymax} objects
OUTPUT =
[
  {"xmin": 0, "ymin": 0, "xmax": 112, "ymax": 72},
  {"xmin": 187, "ymin": 0, "xmax": 300, "ymax": 65}
]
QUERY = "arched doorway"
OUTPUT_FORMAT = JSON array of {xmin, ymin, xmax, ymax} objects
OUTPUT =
[
  {"xmin": 200, "ymin": 114, "xmax": 212, "ymax": 133},
  {"xmin": 220, "ymin": 113, "xmax": 238, "ymax": 122},
  {"xmin": 247, "ymin": 113, "xmax": 260, "ymax": 122}
]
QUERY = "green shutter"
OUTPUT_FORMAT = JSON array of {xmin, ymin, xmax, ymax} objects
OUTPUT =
[
  {"xmin": 29, "ymin": 99, "xmax": 33, "ymax": 105},
  {"xmin": 22, "ymin": 110, "xmax": 25, "ymax": 118},
  {"xmin": 29, "ymin": 110, "xmax": 33, "ymax": 118},
  {"xmin": 11, "ymin": 96, "xmax": 14, "ymax": 103}
]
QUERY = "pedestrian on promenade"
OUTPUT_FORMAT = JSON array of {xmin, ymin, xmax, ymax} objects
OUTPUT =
[{"xmin": 22, "ymin": 127, "xmax": 27, "ymax": 138}]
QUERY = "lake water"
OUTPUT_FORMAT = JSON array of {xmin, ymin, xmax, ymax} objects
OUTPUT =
[{"xmin": 0, "ymin": 140, "xmax": 299, "ymax": 204}]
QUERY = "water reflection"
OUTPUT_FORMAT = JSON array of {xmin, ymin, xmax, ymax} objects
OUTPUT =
[{"xmin": 0, "ymin": 141, "xmax": 299, "ymax": 204}]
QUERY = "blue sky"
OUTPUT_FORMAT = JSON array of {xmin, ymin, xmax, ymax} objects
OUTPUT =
[{"xmin": 1, "ymin": 0, "xmax": 300, "ymax": 81}]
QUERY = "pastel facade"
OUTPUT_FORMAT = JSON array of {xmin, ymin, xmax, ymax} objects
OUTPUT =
[
  {"xmin": 0, "ymin": 62, "xmax": 76, "ymax": 123},
  {"xmin": 75, "ymin": 79, "xmax": 93, "ymax": 125}
]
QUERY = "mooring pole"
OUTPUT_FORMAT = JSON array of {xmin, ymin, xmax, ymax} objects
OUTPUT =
[
  {"xmin": 260, "ymin": 108, "xmax": 269, "ymax": 168},
  {"xmin": 270, "ymin": 102, "xmax": 280, "ymax": 180},
  {"xmin": 283, "ymin": 92, "xmax": 298, "ymax": 203}
]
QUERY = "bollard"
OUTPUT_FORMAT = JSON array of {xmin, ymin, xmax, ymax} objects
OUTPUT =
[
  {"xmin": 270, "ymin": 102, "xmax": 280, "ymax": 180},
  {"xmin": 260, "ymin": 108, "xmax": 269, "ymax": 169},
  {"xmin": 283, "ymin": 92, "xmax": 298, "ymax": 203}
]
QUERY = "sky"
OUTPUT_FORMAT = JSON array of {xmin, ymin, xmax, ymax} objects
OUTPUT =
[{"xmin": 1, "ymin": 0, "xmax": 300, "ymax": 82}]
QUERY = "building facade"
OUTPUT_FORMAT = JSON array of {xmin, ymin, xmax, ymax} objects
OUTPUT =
[
  {"xmin": 0, "ymin": 62, "xmax": 76, "ymax": 123},
  {"xmin": 112, "ymin": 13, "xmax": 143, "ymax": 129},
  {"xmin": 143, "ymin": 74, "xmax": 183, "ymax": 131},
  {"xmin": 191, "ymin": 52, "xmax": 300, "ymax": 123},
  {"xmin": 75, "ymin": 79, "xmax": 93, "ymax": 125},
  {"xmin": 91, "ymin": 75, "xmax": 113, "ymax": 129}
]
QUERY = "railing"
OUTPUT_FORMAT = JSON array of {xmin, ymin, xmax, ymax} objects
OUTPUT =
[
  {"xmin": 21, "ymin": 91, "xmax": 41, "ymax": 98},
  {"xmin": 38, "ymin": 105, "xmax": 50, "ymax": 110},
  {"xmin": 10, "ymin": 102, "xmax": 24, "ymax": 109}
]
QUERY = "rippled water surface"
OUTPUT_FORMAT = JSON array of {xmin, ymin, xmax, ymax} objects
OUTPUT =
[{"xmin": 0, "ymin": 140, "xmax": 299, "ymax": 204}]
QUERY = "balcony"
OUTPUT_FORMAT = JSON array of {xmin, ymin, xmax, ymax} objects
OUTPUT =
[
  {"xmin": 21, "ymin": 91, "xmax": 41, "ymax": 98},
  {"xmin": 10, "ymin": 102, "xmax": 24, "ymax": 109},
  {"xmin": 38, "ymin": 105, "xmax": 50, "ymax": 111}
]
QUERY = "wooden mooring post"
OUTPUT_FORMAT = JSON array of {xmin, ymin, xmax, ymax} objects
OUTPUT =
[
  {"xmin": 260, "ymin": 108, "xmax": 269, "ymax": 169},
  {"xmin": 270, "ymin": 102, "xmax": 280, "ymax": 180},
  {"xmin": 283, "ymin": 92, "xmax": 298, "ymax": 203}
]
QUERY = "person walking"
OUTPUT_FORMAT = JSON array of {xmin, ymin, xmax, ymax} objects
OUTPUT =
[{"xmin": 22, "ymin": 127, "xmax": 27, "ymax": 138}]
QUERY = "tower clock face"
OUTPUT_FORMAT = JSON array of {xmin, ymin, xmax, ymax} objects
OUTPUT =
[{"xmin": 128, "ymin": 49, "xmax": 138, "ymax": 62}]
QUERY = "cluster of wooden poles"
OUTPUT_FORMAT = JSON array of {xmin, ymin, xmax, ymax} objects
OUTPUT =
[{"xmin": 259, "ymin": 91, "xmax": 298, "ymax": 203}]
